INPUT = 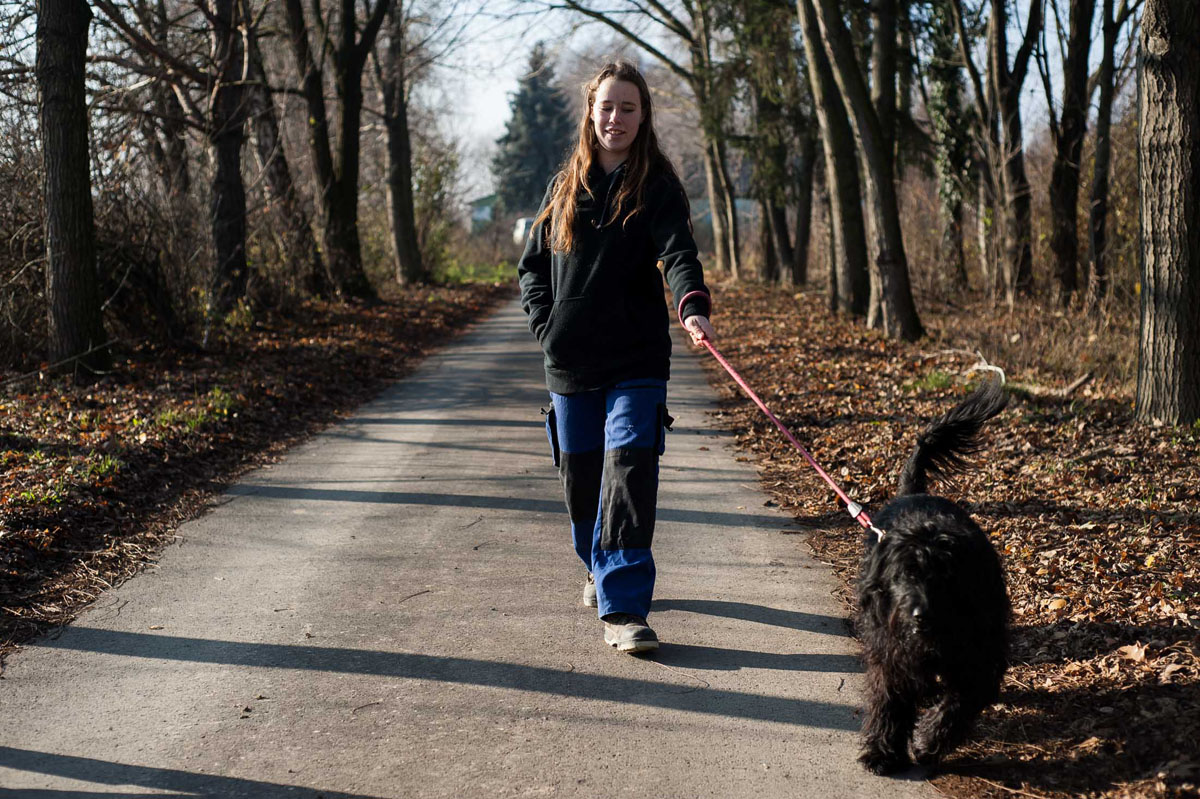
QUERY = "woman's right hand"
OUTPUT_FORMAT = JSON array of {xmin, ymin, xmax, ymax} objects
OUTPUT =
[{"xmin": 683, "ymin": 315, "xmax": 715, "ymax": 346}]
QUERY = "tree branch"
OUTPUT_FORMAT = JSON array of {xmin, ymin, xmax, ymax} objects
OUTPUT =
[
  {"xmin": 91, "ymin": 0, "xmax": 208, "ymax": 84},
  {"xmin": 551, "ymin": 0, "xmax": 693, "ymax": 83}
]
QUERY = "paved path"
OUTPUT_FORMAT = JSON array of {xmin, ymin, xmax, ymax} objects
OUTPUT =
[{"xmin": 0, "ymin": 299, "xmax": 931, "ymax": 798}]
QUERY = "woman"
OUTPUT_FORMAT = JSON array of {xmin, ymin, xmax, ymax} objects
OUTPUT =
[{"xmin": 517, "ymin": 61, "xmax": 714, "ymax": 654}]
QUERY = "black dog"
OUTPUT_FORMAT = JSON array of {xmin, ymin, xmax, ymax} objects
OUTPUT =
[{"xmin": 855, "ymin": 378, "xmax": 1010, "ymax": 775}]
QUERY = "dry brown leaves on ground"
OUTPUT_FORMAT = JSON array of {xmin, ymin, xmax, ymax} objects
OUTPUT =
[
  {"xmin": 698, "ymin": 281, "xmax": 1199, "ymax": 799},
  {"xmin": 0, "ymin": 283, "xmax": 510, "ymax": 665}
]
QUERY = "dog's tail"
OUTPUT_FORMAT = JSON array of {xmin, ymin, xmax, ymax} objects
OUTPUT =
[{"xmin": 897, "ymin": 377, "xmax": 1008, "ymax": 496}]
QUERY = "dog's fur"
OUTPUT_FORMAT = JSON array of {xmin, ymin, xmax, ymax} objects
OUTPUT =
[{"xmin": 856, "ymin": 379, "xmax": 1010, "ymax": 775}]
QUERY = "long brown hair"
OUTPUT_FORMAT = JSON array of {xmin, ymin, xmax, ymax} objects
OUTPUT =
[{"xmin": 534, "ymin": 61, "xmax": 683, "ymax": 253}]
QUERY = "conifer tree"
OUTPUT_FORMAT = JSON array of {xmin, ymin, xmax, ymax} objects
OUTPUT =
[{"xmin": 492, "ymin": 43, "xmax": 574, "ymax": 214}]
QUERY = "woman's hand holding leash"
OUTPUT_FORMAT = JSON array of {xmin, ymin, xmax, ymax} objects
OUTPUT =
[{"xmin": 683, "ymin": 315, "xmax": 715, "ymax": 346}]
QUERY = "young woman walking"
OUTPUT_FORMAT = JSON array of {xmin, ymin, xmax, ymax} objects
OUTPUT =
[{"xmin": 517, "ymin": 61, "xmax": 714, "ymax": 653}]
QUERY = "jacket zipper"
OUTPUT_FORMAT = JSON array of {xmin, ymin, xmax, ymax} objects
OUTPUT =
[{"xmin": 593, "ymin": 165, "xmax": 624, "ymax": 229}]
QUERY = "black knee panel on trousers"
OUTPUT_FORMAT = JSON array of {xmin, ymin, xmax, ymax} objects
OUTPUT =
[
  {"xmin": 560, "ymin": 449, "xmax": 603, "ymax": 524},
  {"xmin": 601, "ymin": 447, "xmax": 658, "ymax": 550}
]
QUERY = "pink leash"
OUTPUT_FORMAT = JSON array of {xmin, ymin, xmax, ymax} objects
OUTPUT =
[{"xmin": 697, "ymin": 336, "xmax": 885, "ymax": 540}]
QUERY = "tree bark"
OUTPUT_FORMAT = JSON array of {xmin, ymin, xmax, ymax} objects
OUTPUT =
[
  {"xmin": 810, "ymin": 0, "xmax": 924, "ymax": 340},
  {"xmin": 282, "ymin": 0, "xmax": 389, "ymax": 302},
  {"xmin": 1047, "ymin": 0, "xmax": 1097, "ymax": 306},
  {"xmin": 796, "ymin": 0, "xmax": 868, "ymax": 316},
  {"xmin": 752, "ymin": 91, "xmax": 794, "ymax": 284},
  {"xmin": 1085, "ymin": 0, "xmax": 1126, "ymax": 311},
  {"xmin": 36, "ymin": 0, "xmax": 109, "ymax": 373},
  {"xmin": 207, "ymin": 0, "xmax": 249, "ymax": 316},
  {"xmin": 929, "ymin": 0, "xmax": 968, "ymax": 288},
  {"xmin": 791, "ymin": 127, "xmax": 817, "ymax": 287},
  {"xmin": 759, "ymin": 198, "xmax": 779, "ymax": 282},
  {"xmin": 380, "ymin": 0, "xmax": 425, "ymax": 285},
  {"xmin": 245, "ymin": 17, "xmax": 329, "ymax": 297},
  {"xmin": 692, "ymin": 5, "xmax": 741, "ymax": 279},
  {"xmin": 710, "ymin": 134, "xmax": 742, "ymax": 280},
  {"xmin": 991, "ymin": 0, "xmax": 1040, "ymax": 302},
  {"xmin": 1136, "ymin": 0, "xmax": 1200, "ymax": 425}
]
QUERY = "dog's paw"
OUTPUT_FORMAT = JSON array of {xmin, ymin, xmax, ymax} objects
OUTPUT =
[
  {"xmin": 911, "ymin": 743, "xmax": 943, "ymax": 768},
  {"xmin": 859, "ymin": 748, "xmax": 911, "ymax": 776}
]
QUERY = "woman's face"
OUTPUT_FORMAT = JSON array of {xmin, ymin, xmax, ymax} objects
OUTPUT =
[{"xmin": 591, "ymin": 77, "xmax": 644, "ymax": 161}]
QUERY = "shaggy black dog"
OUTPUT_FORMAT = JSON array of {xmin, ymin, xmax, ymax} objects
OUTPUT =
[{"xmin": 856, "ymin": 378, "xmax": 1010, "ymax": 775}]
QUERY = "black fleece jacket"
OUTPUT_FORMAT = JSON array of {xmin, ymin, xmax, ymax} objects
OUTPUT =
[{"xmin": 517, "ymin": 162, "xmax": 711, "ymax": 395}]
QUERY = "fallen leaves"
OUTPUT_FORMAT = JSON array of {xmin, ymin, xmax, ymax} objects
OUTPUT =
[{"xmin": 701, "ymin": 281, "xmax": 1199, "ymax": 799}]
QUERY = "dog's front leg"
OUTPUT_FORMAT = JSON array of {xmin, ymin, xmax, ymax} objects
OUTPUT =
[
  {"xmin": 911, "ymin": 685, "xmax": 986, "ymax": 766},
  {"xmin": 859, "ymin": 667, "xmax": 917, "ymax": 775}
]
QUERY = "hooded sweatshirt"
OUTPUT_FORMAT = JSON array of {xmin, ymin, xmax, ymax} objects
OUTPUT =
[{"xmin": 517, "ymin": 162, "xmax": 711, "ymax": 395}]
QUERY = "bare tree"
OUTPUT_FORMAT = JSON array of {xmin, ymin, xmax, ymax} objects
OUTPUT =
[
  {"xmin": 375, "ymin": 0, "xmax": 426, "ymax": 285},
  {"xmin": 1136, "ymin": 0, "xmax": 1200, "ymax": 425},
  {"xmin": 207, "ymin": 0, "xmax": 249, "ymax": 313},
  {"xmin": 92, "ymin": 0, "xmax": 252, "ymax": 317},
  {"xmin": 1085, "ymin": 0, "xmax": 1141, "ymax": 310},
  {"xmin": 282, "ymin": 0, "xmax": 392, "ymax": 301},
  {"xmin": 36, "ymin": 0, "xmax": 110, "ymax": 373},
  {"xmin": 243, "ymin": 4, "xmax": 329, "ymax": 297},
  {"xmin": 926, "ymin": 0, "xmax": 971, "ymax": 288},
  {"xmin": 947, "ymin": 0, "xmax": 1040, "ymax": 306},
  {"xmin": 1037, "ymin": 0, "xmax": 1096, "ymax": 307},
  {"xmin": 803, "ymin": 0, "xmax": 924, "ymax": 339},
  {"xmin": 990, "ymin": 0, "xmax": 1041, "ymax": 300},
  {"xmin": 796, "ymin": 0, "xmax": 868, "ymax": 315}
]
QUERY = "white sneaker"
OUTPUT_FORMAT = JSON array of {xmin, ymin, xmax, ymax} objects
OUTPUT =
[{"xmin": 583, "ymin": 573, "xmax": 598, "ymax": 607}]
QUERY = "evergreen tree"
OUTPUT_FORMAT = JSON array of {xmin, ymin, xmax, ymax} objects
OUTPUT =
[{"xmin": 492, "ymin": 43, "xmax": 574, "ymax": 214}]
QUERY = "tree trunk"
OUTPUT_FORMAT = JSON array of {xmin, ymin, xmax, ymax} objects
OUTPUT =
[
  {"xmin": 977, "ymin": 170, "xmax": 997, "ymax": 296},
  {"xmin": 991, "ymin": 0, "xmax": 1039, "ymax": 302},
  {"xmin": 381, "ymin": 2, "xmax": 425, "ymax": 286},
  {"xmin": 759, "ymin": 198, "xmax": 779, "ymax": 283},
  {"xmin": 796, "ymin": 0, "xmax": 868, "ymax": 316},
  {"xmin": 691, "ymin": 9, "xmax": 741, "ymax": 280},
  {"xmin": 929, "ymin": 0, "xmax": 969, "ymax": 288},
  {"xmin": 326, "ymin": 51, "xmax": 375, "ymax": 300},
  {"xmin": 1048, "ymin": 0, "xmax": 1097, "ymax": 306},
  {"xmin": 811, "ymin": 0, "xmax": 924, "ymax": 340},
  {"xmin": 702, "ymin": 147, "xmax": 732, "ymax": 275},
  {"xmin": 711, "ymin": 136, "xmax": 742, "ymax": 279},
  {"xmin": 36, "ymin": 0, "xmax": 109, "ymax": 373},
  {"xmin": 281, "ymin": 0, "xmax": 385, "ymax": 302},
  {"xmin": 208, "ymin": 0, "xmax": 249, "ymax": 316},
  {"xmin": 822, "ymin": 176, "xmax": 838, "ymax": 312},
  {"xmin": 1136, "ymin": 0, "xmax": 1200, "ymax": 426},
  {"xmin": 766, "ymin": 201, "xmax": 792, "ymax": 285},
  {"xmin": 791, "ymin": 127, "xmax": 817, "ymax": 286},
  {"xmin": 753, "ymin": 91, "xmax": 793, "ymax": 285},
  {"xmin": 1085, "ymin": 0, "xmax": 1120, "ymax": 311},
  {"xmin": 245, "ymin": 20, "xmax": 329, "ymax": 297}
]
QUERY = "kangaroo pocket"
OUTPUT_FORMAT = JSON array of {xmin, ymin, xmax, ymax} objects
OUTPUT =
[{"xmin": 541, "ymin": 296, "xmax": 630, "ymax": 372}]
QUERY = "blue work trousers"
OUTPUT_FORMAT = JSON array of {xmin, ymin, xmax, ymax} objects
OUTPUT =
[{"xmin": 546, "ymin": 379, "xmax": 669, "ymax": 619}]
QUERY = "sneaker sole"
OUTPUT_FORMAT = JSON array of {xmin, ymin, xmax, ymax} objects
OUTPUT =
[
  {"xmin": 603, "ymin": 629, "xmax": 659, "ymax": 653},
  {"xmin": 611, "ymin": 638, "xmax": 659, "ymax": 653}
]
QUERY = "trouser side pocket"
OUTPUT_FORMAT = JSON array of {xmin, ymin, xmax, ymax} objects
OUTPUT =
[
  {"xmin": 656, "ymin": 404, "xmax": 674, "ymax": 456},
  {"xmin": 543, "ymin": 407, "xmax": 561, "ymax": 467}
]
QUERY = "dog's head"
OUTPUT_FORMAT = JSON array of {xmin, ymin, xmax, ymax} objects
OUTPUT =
[{"xmin": 860, "ymin": 526, "xmax": 960, "ymax": 640}]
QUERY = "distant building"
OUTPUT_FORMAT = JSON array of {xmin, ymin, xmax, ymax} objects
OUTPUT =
[
  {"xmin": 469, "ymin": 194, "xmax": 497, "ymax": 232},
  {"xmin": 513, "ymin": 217, "xmax": 535, "ymax": 246}
]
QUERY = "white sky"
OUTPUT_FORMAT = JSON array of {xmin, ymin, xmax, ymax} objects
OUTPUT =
[
  {"xmin": 430, "ymin": 6, "xmax": 578, "ymax": 200},
  {"xmin": 431, "ymin": 0, "xmax": 1129, "ymax": 202}
]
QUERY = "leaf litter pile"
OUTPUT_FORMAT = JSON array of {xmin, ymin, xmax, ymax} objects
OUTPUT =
[
  {"xmin": 0, "ymin": 283, "xmax": 509, "ymax": 665},
  {"xmin": 699, "ymin": 282, "xmax": 1198, "ymax": 799}
]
